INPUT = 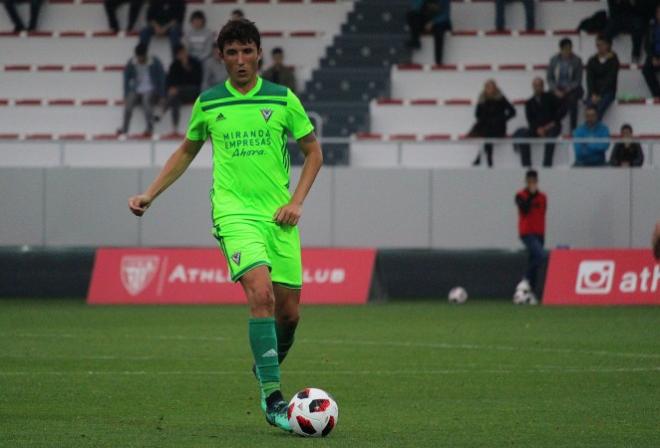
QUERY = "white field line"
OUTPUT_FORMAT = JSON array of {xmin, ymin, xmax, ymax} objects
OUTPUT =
[
  {"xmin": 2, "ymin": 333, "xmax": 659, "ymax": 360},
  {"xmin": 0, "ymin": 367, "xmax": 659, "ymax": 377}
]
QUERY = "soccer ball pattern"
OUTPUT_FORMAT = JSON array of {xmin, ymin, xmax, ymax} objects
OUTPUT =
[
  {"xmin": 288, "ymin": 388, "xmax": 339, "ymax": 437},
  {"xmin": 448, "ymin": 286, "xmax": 468, "ymax": 304}
]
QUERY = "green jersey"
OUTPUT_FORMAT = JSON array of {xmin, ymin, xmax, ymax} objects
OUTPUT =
[{"xmin": 186, "ymin": 77, "xmax": 314, "ymax": 225}]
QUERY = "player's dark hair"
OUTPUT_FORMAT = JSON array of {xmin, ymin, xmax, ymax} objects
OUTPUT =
[
  {"xmin": 134, "ymin": 42, "xmax": 148, "ymax": 57},
  {"xmin": 190, "ymin": 10, "xmax": 206, "ymax": 24},
  {"xmin": 272, "ymin": 47, "xmax": 284, "ymax": 55},
  {"xmin": 526, "ymin": 170, "xmax": 538, "ymax": 180},
  {"xmin": 217, "ymin": 18, "xmax": 261, "ymax": 53},
  {"xmin": 559, "ymin": 38, "xmax": 572, "ymax": 49},
  {"xmin": 621, "ymin": 123, "xmax": 633, "ymax": 133}
]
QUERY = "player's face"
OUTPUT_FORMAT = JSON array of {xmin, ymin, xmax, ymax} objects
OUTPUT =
[{"xmin": 221, "ymin": 41, "xmax": 262, "ymax": 86}]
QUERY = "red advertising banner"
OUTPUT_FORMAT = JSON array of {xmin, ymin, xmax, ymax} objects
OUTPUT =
[
  {"xmin": 88, "ymin": 248, "xmax": 376, "ymax": 305},
  {"xmin": 544, "ymin": 249, "xmax": 660, "ymax": 306}
]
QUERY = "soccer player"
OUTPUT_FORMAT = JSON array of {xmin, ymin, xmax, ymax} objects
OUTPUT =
[{"xmin": 127, "ymin": 19, "xmax": 323, "ymax": 432}]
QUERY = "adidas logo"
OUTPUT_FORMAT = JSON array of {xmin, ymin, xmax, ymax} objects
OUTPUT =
[
  {"xmin": 262, "ymin": 348, "xmax": 278, "ymax": 358},
  {"xmin": 216, "ymin": 112, "xmax": 226, "ymax": 121}
]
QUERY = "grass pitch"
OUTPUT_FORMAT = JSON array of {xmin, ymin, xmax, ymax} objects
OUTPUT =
[{"xmin": 1, "ymin": 299, "xmax": 659, "ymax": 447}]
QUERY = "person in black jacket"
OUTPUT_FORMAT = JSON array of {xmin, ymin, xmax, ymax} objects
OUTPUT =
[
  {"xmin": 469, "ymin": 79, "xmax": 516, "ymax": 167},
  {"xmin": 585, "ymin": 34, "xmax": 620, "ymax": 119},
  {"xmin": 160, "ymin": 43, "xmax": 202, "ymax": 134},
  {"xmin": 642, "ymin": 5, "xmax": 660, "ymax": 99},
  {"xmin": 610, "ymin": 124, "xmax": 644, "ymax": 167},
  {"xmin": 605, "ymin": 0, "xmax": 647, "ymax": 62},
  {"xmin": 513, "ymin": 78, "xmax": 562, "ymax": 167},
  {"xmin": 138, "ymin": 0, "xmax": 185, "ymax": 56}
]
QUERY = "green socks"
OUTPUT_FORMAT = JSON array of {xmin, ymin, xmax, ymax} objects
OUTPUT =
[
  {"xmin": 249, "ymin": 317, "xmax": 281, "ymax": 399},
  {"xmin": 276, "ymin": 321, "xmax": 297, "ymax": 364}
]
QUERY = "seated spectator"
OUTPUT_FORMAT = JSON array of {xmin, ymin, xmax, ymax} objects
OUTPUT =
[
  {"xmin": 406, "ymin": 0, "xmax": 451, "ymax": 65},
  {"xmin": 202, "ymin": 43, "xmax": 228, "ymax": 91},
  {"xmin": 585, "ymin": 34, "xmax": 620, "ymax": 119},
  {"xmin": 496, "ymin": 0, "xmax": 534, "ymax": 32},
  {"xmin": 161, "ymin": 44, "xmax": 202, "ymax": 134},
  {"xmin": 513, "ymin": 78, "xmax": 562, "ymax": 167},
  {"xmin": 610, "ymin": 124, "xmax": 644, "ymax": 167},
  {"xmin": 468, "ymin": 79, "xmax": 516, "ymax": 167},
  {"xmin": 642, "ymin": 4, "xmax": 660, "ymax": 99},
  {"xmin": 231, "ymin": 9, "xmax": 245, "ymax": 21},
  {"xmin": 573, "ymin": 106, "xmax": 610, "ymax": 167},
  {"xmin": 605, "ymin": 0, "xmax": 647, "ymax": 63},
  {"xmin": 104, "ymin": 0, "xmax": 144, "ymax": 33},
  {"xmin": 3, "ymin": 0, "xmax": 43, "ymax": 33},
  {"xmin": 547, "ymin": 38, "xmax": 583, "ymax": 131},
  {"xmin": 262, "ymin": 47, "xmax": 297, "ymax": 92},
  {"xmin": 119, "ymin": 43, "xmax": 165, "ymax": 136},
  {"xmin": 139, "ymin": 0, "xmax": 185, "ymax": 56},
  {"xmin": 183, "ymin": 10, "xmax": 214, "ymax": 63}
]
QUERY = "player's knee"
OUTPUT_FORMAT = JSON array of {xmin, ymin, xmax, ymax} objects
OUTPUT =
[
  {"xmin": 277, "ymin": 309, "xmax": 299, "ymax": 328},
  {"xmin": 247, "ymin": 285, "xmax": 275, "ymax": 317}
]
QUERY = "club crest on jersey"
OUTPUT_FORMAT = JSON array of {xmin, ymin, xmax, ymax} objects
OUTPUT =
[
  {"xmin": 216, "ymin": 112, "xmax": 226, "ymax": 121},
  {"xmin": 260, "ymin": 108, "xmax": 273, "ymax": 122},
  {"xmin": 231, "ymin": 252, "xmax": 241, "ymax": 266}
]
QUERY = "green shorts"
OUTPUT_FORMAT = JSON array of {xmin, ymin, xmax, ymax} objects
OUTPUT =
[{"xmin": 213, "ymin": 220, "xmax": 302, "ymax": 288}]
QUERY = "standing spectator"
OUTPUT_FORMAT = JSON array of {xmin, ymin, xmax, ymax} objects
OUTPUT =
[
  {"xmin": 585, "ymin": 34, "xmax": 620, "ymax": 119},
  {"xmin": 515, "ymin": 170, "xmax": 547, "ymax": 300},
  {"xmin": 642, "ymin": 4, "xmax": 660, "ymax": 99},
  {"xmin": 3, "ymin": 0, "xmax": 43, "ymax": 33},
  {"xmin": 469, "ymin": 80, "xmax": 516, "ymax": 167},
  {"xmin": 610, "ymin": 124, "xmax": 644, "ymax": 167},
  {"xmin": 119, "ymin": 43, "xmax": 166, "ymax": 136},
  {"xmin": 513, "ymin": 78, "xmax": 562, "ymax": 167},
  {"xmin": 406, "ymin": 0, "xmax": 451, "ymax": 65},
  {"xmin": 202, "ymin": 43, "xmax": 227, "ymax": 91},
  {"xmin": 161, "ymin": 44, "xmax": 202, "ymax": 134},
  {"xmin": 262, "ymin": 47, "xmax": 297, "ymax": 92},
  {"xmin": 605, "ymin": 0, "xmax": 647, "ymax": 63},
  {"xmin": 104, "ymin": 0, "xmax": 143, "ymax": 33},
  {"xmin": 183, "ymin": 10, "xmax": 214, "ymax": 63},
  {"xmin": 231, "ymin": 9, "xmax": 245, "ymax": 21},
  {"xmin": 547, "ymin": 38, "xmax": 584, "ymax": 131},
  {"xmin": 496, "ymin": 0, "xmax": 534, "ymax": 32},
  {"xmin": 573, "ymin": 106, "xmax": 610, "ymax": 167},
  {"xmin": 139, "ymin": 0, "xmax": 185, "ymax": 57}
]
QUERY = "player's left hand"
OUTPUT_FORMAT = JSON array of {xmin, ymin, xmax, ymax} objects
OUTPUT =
[{"xmin": 274, "ymin": 202, "xmax": 302, "ymax": 226}]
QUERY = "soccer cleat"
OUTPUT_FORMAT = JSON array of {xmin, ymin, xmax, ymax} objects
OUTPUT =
[{"xmin": 265, "ymin": 391, "xmax": 292, "ymax": 432}]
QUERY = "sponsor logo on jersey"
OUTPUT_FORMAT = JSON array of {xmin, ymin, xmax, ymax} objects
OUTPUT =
[
  {"xmin": 120, "ymin": 255, "xmax": 160, "ymax": 296},
  {"xmin": 260, "ymin": 108, "xmax": 273, "ymax": 122},
  {"xmin": 231, "ymin": 252, "xmax": 241, "ymax": 266}
]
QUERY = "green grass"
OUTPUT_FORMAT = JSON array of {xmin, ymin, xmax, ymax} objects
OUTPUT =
[{"xmin": 0, "ymin": 299, "xmax": 659, "ymax": 447}]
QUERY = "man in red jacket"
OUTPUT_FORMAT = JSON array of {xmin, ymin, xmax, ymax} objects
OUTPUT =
[{"xmin": 515, "ymin": 170, "xmax": 547, "ymax": 298}]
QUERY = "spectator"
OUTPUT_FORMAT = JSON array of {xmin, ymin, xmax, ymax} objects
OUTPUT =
[
  {"xmin": 262, "ymin": 47, "xmax": 297, "ymax": 92},
  {"xmin": 496, "ymin": 0, "xmax": 534, "ymax": 32},
  {"xmin": 573, "ymin": 106, "xmax": 610, "ymax": 167},
  {"xmin": 119, "ymin": 43, "xmax": 166, "ymax": 136},
  {"xmin": 605, "ymin": 0, "xmax": 647, "ymax": 63},
  {"xmin": 231, "ymin": 9, "xmax": 245, "ymax": 21},
  {"xmin": 104, "ymin": 0, "xmax": 143, "ymax": 33},
  {"xmin": 202, "ymin": 43, "xmax": 228, "ymax": 91},
  {"xmin": 406, "ymin": 0, "xmax": 451, "ymax": 65},
  {"xmin": 161, "ymin": 43, "xmax": 202, "ymax": 134},
  {"xmin": 642, "ymin": 4, "xmax": 660, "ymax": 99},
  {"xmin": 3, "ymin": 0, "xmax": 43, "ymax": 33},
  {"xmin": 139, "ymin": 0, "xmax": 185, "ymax": 56},
  {"xmin": 469, "ymin": 79, "xmax": 516, "ymax": 167},
  {"xmin": 515, "ymin": 170, "xmax": 547, "ymax": 300},
  {"xmin": 513, "ymin": 78, "xmax": 562, "ymax": 167},
  {"xmin": 183, "ymin": 10, "xmax": 214, "ymax": 62},
  {"xmin": 547, "ymin": 38, "xmax": 584, "ymax": 131},
  {"xmin": 585, "ymin": 34, "xmax": 620, "ymax": 119},
  {"xmin": 610, "ymin": 124, "xmax": 644, "ymax": 167}
]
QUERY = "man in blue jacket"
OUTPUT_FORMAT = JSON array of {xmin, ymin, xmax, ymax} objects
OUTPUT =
[
  {"xmin": 406, "ymin": 0, "xmax": 451, "ymax": 65},
  {"xmin": 119, "ymin": 43, "xmax": 166, "ymax": 136},
  {"xmin": 573, "ymin": 105, "xmax": 610, "ymax": 167}
]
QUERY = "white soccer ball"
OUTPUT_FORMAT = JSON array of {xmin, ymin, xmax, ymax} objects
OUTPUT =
[
  {"xmin": 448, "ymin": 287, "xmax": 468, "ymax": 304},
  {"xmin": 513, "ymin": 280, "xmax": 538, "ymax": 305},
  {"xmin": 513, "ymin": 289, "xmax": 531, "ymax": 305},
  {"xmin": 288, "ymin": 388, "xmax": 339, "ymax": 438}
]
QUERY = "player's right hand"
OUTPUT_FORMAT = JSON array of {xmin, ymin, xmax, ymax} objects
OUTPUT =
[{"xmin": 128, "ymin": 194, "xmax": 153, "ymax": 217}]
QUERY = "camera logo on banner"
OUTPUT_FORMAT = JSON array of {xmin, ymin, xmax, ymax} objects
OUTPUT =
[
  {"xmin": 120, "ymin": 255, "xmax": 161, "ymax": 296},
  {"xmin": 575, "ymin": 260, "xmax": 615, "ymax": 294}
]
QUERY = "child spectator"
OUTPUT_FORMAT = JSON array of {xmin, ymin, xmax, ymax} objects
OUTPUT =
[{"xmin": 610, "ymin": 124, "xmax": 644, "ymax": 167}]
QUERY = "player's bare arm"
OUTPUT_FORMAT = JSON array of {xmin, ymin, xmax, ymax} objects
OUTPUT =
[
  {"xmin": 128, "ymin": 138, "xmax": 204, "ymax": 216},
  {"xmin": 274, "ymin": 132, "xmax": 323, "ymax": 226}
]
